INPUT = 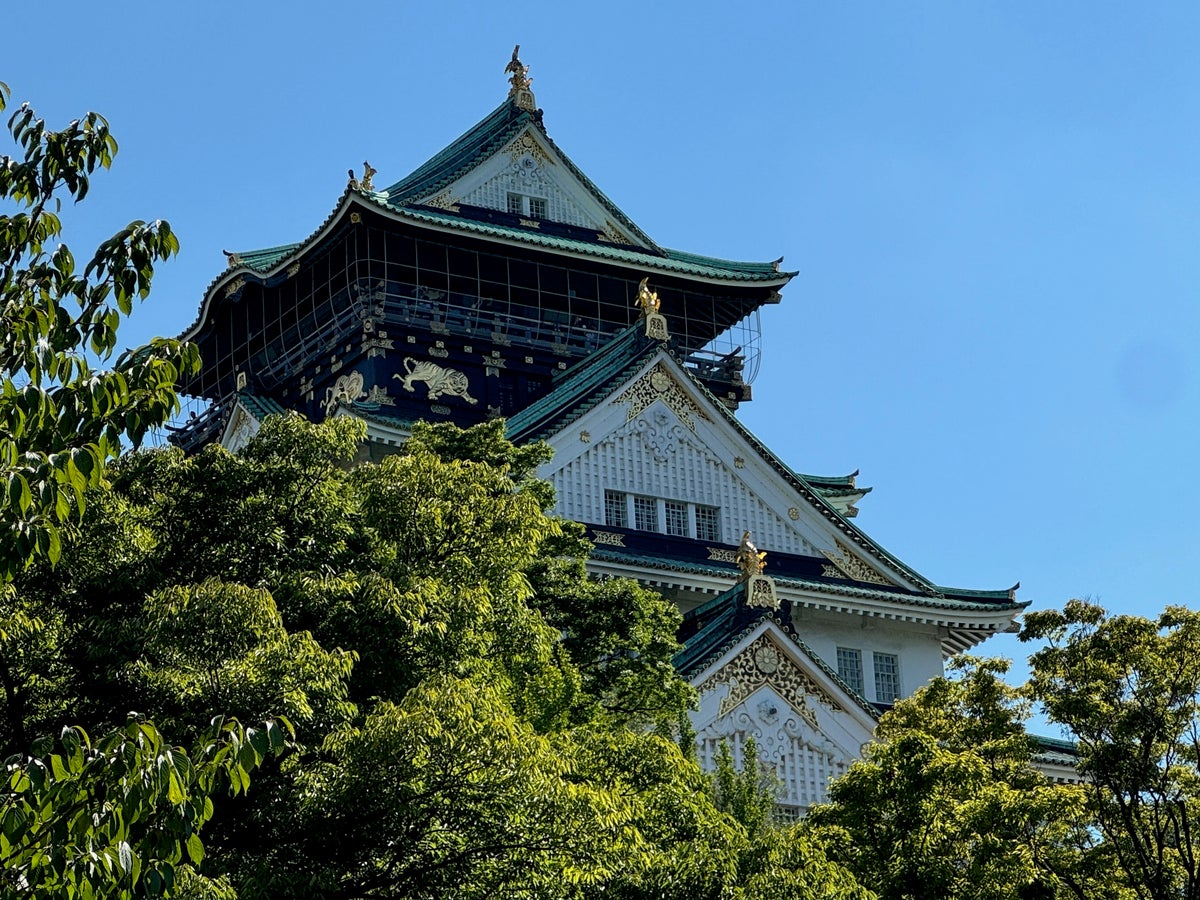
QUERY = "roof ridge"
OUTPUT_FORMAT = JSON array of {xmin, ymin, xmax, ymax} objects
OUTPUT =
[{"xmin": 380, "ymin": 98, "xmax": 527, "ymax": 203}]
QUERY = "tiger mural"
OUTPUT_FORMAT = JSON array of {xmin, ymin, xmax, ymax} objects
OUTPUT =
[{"xmin": 395, "ymin": 358, "xmax": 478, "ymax": 405}]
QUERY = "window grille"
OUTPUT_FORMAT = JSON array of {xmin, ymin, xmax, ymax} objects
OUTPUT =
[
  {"xmin": 695, "ymin": 505, "xmax": 720, "ymax": 542},
  {"xmin": 837, "ymin": 647, "xmax": 864, "ymax": 695},
  {"xmin": 507, "ymin": 192, "xmax": 523, "ymax": 216},
  {"xmin": 664, "ymin": 501, "xmax": 688, "ymax": 537},
  {"xmin": 873, "ymin": 652, "xmax": 900, "ymax": 704},
  {"xmin": 604, "ymin": 489, "xmax": 627, "ymax": 528},
  {"xmin": 633, "ymin": 495, "xmax": 657, "ymax": 532},
  {"xmin": 528, "ymin": 197, "xmax": 547, "ymax": 218}
]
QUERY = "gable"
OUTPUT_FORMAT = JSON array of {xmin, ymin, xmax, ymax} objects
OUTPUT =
[
  {"xmin": 219, "ymin": 392, "xmax": 288, "ymax": 453},
  {"xmin": 414, "ymin": 126, "xmax": 645, "ymax": 247},
  {"xmin": 539, "ymin": 352, "xmax": 914, "ymax": 588},
  {"xmin": 690, "ymin": 623, "xmax": 877, "ymax": 814}
]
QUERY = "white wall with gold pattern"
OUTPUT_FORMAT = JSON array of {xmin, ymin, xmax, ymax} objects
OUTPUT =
[{"xmin": 690, "ymin": 622, "xmax": 877, "ymax": 815}]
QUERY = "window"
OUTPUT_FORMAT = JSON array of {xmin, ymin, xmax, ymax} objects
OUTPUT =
[
  {"xmin": 695, "ymin": 505, "xmax": 720, "ymax": 542},
  {"xmin": 874, "ymin": 652, "xmax": 900, "ymax": 704},
  {"xmin": 506, "ymin": 192, "xmax": 547, "ymax": 219},
  {"xmin": 664, "ymin": 500, "xmax": 688, "ymax": 537},
  {"xmin": 604, "ymin": 490, "xmax": 627, "ymax": 528},
  {"xmin": 633, "ymin": 495, "xmax": 657, "ymax": 532},
  {"xmin": 837, "ymin": 647, "xmax": 864, "ymax": 695},
  {"xmin": 603, "ymin": 491, "xmax": 721, "ymax": 540}
]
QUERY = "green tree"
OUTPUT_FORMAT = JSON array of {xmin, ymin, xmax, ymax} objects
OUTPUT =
[
  {"xmin": 2, "ymin": 717, "xmax": 284, "ymax": 899},
  {"xmin": 11, "ymin": 413, "xmax": 869, "ymax": 898},
  {"xmin": 0, "ymin": 82, "xmax": 197, "ymax": 580},
  {"xmin": 0, "ymin": 82, "xmax": 276, "ymax": 899},
  {"xmin": 806, "ymin": 657, "xmax": 1113, "ymax": 900},
  {"xmin": 1023, "ymin": 600, "xmax": 1200, "ymax": 900},
  {"xmin": 711, "ymin": 736, "xmax": 776, "ymax": 840}
]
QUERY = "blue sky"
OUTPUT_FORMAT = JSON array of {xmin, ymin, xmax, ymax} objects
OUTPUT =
[{"xmin": 8, "ymin": 3, "xmax": 1199, "ymax": 674}]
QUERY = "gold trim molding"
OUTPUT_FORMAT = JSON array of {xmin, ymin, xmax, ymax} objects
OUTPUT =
[
  {"xmin": 591, "ymin": 530, "xmax": 626, "ymax": 547},
  {"xmin": 821, "ymin": 539, "xmax": 890, "ymax": 585},
  {"xmin": 697, "ymin": 634, "xmax": 839, "ymax": 728},
  {"xmin": 615, "ymin": 362, "xmax": 710, "ymax": 431}
]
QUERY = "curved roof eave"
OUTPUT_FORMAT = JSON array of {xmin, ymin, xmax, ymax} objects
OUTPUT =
[
  {"xmin": 178, "ymin": 188, "xmax": 361, "ymax": 343},
  {"xmin": 179, "ymin": 190, "xmax": 794, "ymax": 343},
  {"xmin": 587, "ymin": 547, "xmax": 1027, "ymax": 614}
]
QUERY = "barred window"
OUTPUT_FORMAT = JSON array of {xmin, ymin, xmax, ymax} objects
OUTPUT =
[
  {"xmin": 633, "ymin": 495, "xmax": 657, "ymax": 532},
  {"xmin": 528, "ymin": 197, "xmax": 547, "ymax": 218},
  {"xmin": 507, "ymin": 192, "xmax": 523, "ymax": 216},
  {"xmin": 874, "ymin": 652, "xmax": 900, "ymax": 704},
  {"xmin": 695, "ymin": 505, "xmax": 720, "ymax": 542},
  {"xmin": 664, "ymin": 500, "xmax": 688, "ymax": 537},
  {"xmin": 604, "ymin": 489, "xmax": 627, "ymax": 528},
  {"xmin": 837, "ymin": 647, "xmax": 864, "ymax": 695}
]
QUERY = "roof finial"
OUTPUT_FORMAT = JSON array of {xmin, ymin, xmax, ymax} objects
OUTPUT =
[
  {"xmin": 735, "ymin": 531, "xmax": 768, "ymax": 582},
  {"xmin": 348, "ymin": 161, "xmax": 377, "ymax": 192},
  {"xmin": 505, "ymin": 44, "xmax": 536, "ymax": 111},
  {"xmin": 736, "ymin": 530, "xmax": 780, "ymax": 610},
  {"xmin": 635, "ymin": 277, "xmax": 670, "ymax": 341}
]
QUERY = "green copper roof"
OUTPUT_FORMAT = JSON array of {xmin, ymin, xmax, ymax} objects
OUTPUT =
[
  {"xmin": 221, "ymin": 196, "xmax": 791, "ymax": 286},
  {"xmin": 589, "ymin": 548, "xmax": 1024, "ymax": 612},
  {"xmin": 381, "ymin": 96, "xmax": 661, "ymax": 251},
  {"xmin": 367, "ymin": 199, "xmax": 790, "ymax": 282},
  {"xmin": 236, "ymin": 391, "xmax": 288, "ymax": 421},
  {"xmin": 228, "ymin": 244, "xmax": 301, "ymax": 273},
  {"xmin": 505, "ymin": 324, "xmax": 655, "ymax": 442},
  {"xmin": 382, "ymin": 100, "xmax": 527, "ymax": 206}
]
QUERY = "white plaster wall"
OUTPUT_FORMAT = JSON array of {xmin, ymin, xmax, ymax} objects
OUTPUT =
[
  {"xmin": 791, "ymin": 606, "xmax": 944, "ymax": 703},
  {"xmin": 546, "ymin": 401, "xmax": 820, "ymax": 556},
  {"xmin": 693, "ymin": 679, "xmax": 871, "ymax": 812},
  {"xmin": 461, "ymin": 161, "xmax": 598, "ymax": 231}
]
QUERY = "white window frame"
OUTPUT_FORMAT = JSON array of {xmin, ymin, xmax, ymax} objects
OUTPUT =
[
  {"xmin": 663, "ymin": 500, "xmax": 688, "ymax": 537},
  {"xmin": 602, "ymin": 491, "xmax": 723, "ymax": 541},
  {"xmin": 873, "ymin": 651, "xmax": 900, "ymax": 704},
  {"xmin": 836, "ymin": 647, "xmax": 864, "ymax": 696},
  {"xmin": 506, "ymin": 191, "xmax": 547, "ymax": 219},
  {"xmin": 604, "ymin": 489, "xmax": 627, "ymax": 528},
  {"xmin": 633, "ymin": 495, "xmax": 657, "ymax": 532},
  {"xmin": 695, "ymin": 504, "xmax": 720, "ymax": 542}
]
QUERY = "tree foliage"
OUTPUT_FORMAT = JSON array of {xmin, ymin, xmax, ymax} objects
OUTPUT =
[
  {"xmin": 806, "ymin": 657, "xmax": 1115, "ymax": 900},
  {"xmin": 5, "ymin": 409, "xmax": 871, "ymax": 898},
  {"xmin": 0, "ymin": 82, "xmax": 274, "ymax": 899},
  {"xmin": 2, "ymin": 717, "xmax": 285, "ymax": 899},
  {"xmin": 1023, "ymin": 600, "xmax": 1200, "ymax": 900},
  {"xmin": 0, "ymin": 82, "xmax": 198, "ymax": 579}
]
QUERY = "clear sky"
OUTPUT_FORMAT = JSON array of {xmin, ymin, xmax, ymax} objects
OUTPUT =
[{"xmin": 7, "ymin": 2, "xmax": 1199, "ymax": 676}]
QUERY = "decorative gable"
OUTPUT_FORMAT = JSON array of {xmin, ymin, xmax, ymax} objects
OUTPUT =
[
  {"xmin": 539, "ymin": 351, "xmax": 909, "ymax": 587},
  {"xmin": 691, "ymin": 625, "xmax": 876, "ymax": 815},
  {"xmin": 415, "ymin": 127, "xmax": 645, "ymax": 247}
]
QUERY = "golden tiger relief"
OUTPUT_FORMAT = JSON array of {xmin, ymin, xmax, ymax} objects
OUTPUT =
[{"xmin": 395, "ymin": 358, "xmax": 478, "ymax": 405}]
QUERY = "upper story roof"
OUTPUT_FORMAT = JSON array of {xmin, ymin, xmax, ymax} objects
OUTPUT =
[{"xmin": 189, "ymin": 50, "xmax": 794, "ymax": 348}]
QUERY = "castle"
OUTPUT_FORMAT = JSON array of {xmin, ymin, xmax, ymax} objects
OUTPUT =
[{"xmin": 174, "ymin": 51, "xmax": 1038, "ymax": 817}]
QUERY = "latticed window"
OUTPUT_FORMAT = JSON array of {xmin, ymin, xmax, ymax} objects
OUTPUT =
[
  {"xmin": 874, "ymin": 652, "xmax": 900, "ymax": 704},
  {"xmin": 528, "ymin": 197, "xmax": 547, "ymax": 218},
  {"xmin": 604, "ymin": 490, "xmax": 627, "ymax": 528},
  {"xmin": 664, "ymin": 501, "xmax": 688, "ymax": 537},
  {"xmin": 695, "ymin": 505, "xmax": 720, "ymax": 542},
  {"xmin": 633, "ymin": 495, "xmax": 657, "ymax": 532},
  {"xmin": 837, "ymin": 647, "xmax": 864, "ymax": 695},
  {"xmin": 507, "ymin": 192, "xmax": 523, "ymax": 215}
]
